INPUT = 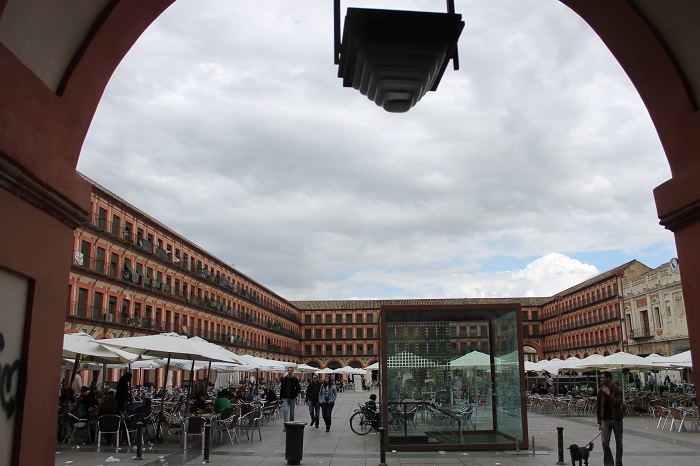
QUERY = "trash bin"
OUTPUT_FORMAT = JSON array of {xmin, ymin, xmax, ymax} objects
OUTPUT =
[{"xmin": 284, "ymin": 421, "xmax": 307, "ymax": 465}]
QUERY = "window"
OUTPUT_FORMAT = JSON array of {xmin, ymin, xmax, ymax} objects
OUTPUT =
[
  {"xmin": 346, "ymin": 344, "xmax": 353, "ymax": 354},
  {"xmin": 336, "ymin": 344, "xmax": 342, "ymax": 354},
  {"xmin": 305, "ymin": 345, "xmax": 312, "ymax": 355},
  {"xmin": 77, "ymin": 288, "xmax": 88, "ymax": 317},
  {"xmin": 356, "ymin": 328, "xmax": 363, "ymax": 339},
  {"xmin": 325, "ymin": 329, "xmax": 332, "ymax": 339},
  {"xmin": 367, "ymin": 314, "xmax": 373, "ymax": 323},
  {"xmin": 336, "ymin": 314, "xmax": 342, "ymax": 323},
  {"xmin": 367, "ymin": 328, "xmax": 374, "ymax": 338},
  {"xmin": 315, "ymin": 329, "xmax": 322, "ymax": 339},
  {"xmin": 95, "ymin": 246, "xmax": 106, "ymax": 274},
  {"xmin": 346, "ymin": 328, "xmax": 353, "ymax": 338},
  {"xmin": 305, "ymin": 329, "xmax": 312, "ymax": 339},
  {"xmin": 111, "ymin": 214, "xmax": 120, "ymax": 236},
  {"xmin": 325, "ymin": 314, "xmax": 332, "ymax": 323},
  {"xmin": 97, "ymin": 207, "xmax": 107, "ymax": 230},
  {"xmin": 125, "ymin": 221, "xmax": 133, "ymax": 241},
  {"xmin": 346, "ymin": 313, "xmax": 352, "ymax": 323},
  {"xmin": 315, "ymin": 314, "xmax": 322, "ymax": 324},
  {"xmin": 336, "ymin": 329, "xmax": 342, "ymax": 339},
  {"xmin": 356, "ymin": 314, "xmax": 363, "ymax": 323},
  {"xmin": 93, "ymin": 291, "xmax": 104, "ymax": 319},
  {"xmin": 315, "ymin": 345, "xmax": 322, "ymax": 354},
  {"xmin": 653, "ymin": 306, "xmax": 662, "ymax": 329},
  {"xmin": 367, "ymin": 344, "xmax": 374, "ymax": 354},
  {"xmin": 325, "ymin": 345, "xmax": 332, "ymax": 355},
  {"xmin": 305, "ymin": 315, "xmax": 312, "ymax": 324}
]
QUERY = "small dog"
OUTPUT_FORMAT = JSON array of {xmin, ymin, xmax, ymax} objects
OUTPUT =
[{"xmin": 567, "ymin": 442, "xmax": 593, "ymax": 466}]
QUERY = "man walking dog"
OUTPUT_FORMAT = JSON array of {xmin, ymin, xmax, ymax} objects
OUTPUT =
[{"xmin": 596, "ymin": 371, "xmax": 624, "ymax": 466}]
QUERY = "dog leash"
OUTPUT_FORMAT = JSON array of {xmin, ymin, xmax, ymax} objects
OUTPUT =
[{"xmin": 586, "ymin": 431, "xmax": 602, "ymax": 445}]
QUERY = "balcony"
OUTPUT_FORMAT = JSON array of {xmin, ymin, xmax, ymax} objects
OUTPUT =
[{"xmin": 629, "ymin": 327, "xmax": 653, "ymax": 339}]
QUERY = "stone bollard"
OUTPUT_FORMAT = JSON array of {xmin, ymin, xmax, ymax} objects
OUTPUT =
[
  {"xmin": 556, "ymin": 426, "xmax": 566, "ymax": 464},
  {"xmin": 134, "ymin": 421, "xmax": 144, "ymax": 461},
  {"xmin": 202, "ymin": 422, "xmax": 211, "ymax": 463},
  {"xmin": 378, "ymin": 427, "xmax": 387, "ymax": 466}
]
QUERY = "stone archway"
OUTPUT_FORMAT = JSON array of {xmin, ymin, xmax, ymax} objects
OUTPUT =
[{"xmin": 2, "ymin": 2, "xmax": 700, "ymax": 464}]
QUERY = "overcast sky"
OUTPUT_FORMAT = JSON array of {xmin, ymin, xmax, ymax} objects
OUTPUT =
[{"xmin": 78, "ymin": 0, "xmax": 676, "ymax": 301}]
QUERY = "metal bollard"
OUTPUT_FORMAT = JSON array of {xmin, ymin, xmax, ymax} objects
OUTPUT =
[
  {"xmin": 531, "ymin": 436, "xmax": 535, "ymax": 456},
  {"xmin": 378, "ymin": 427, "xmax": 387, "ymax": 466},
  {"xmin": 134, "ymin": 421, "xmax": 144, "ymax": 461},
  {"xmin": 202, "ymin": 422, "xmax": 211, "ymax": 464},
  {"xmin": 515, "ymin": 437, "xmax": 520, "ymax": 452},
  {"xmin": 556, "ymin": 426, "xmax": 566, "ymax": 464}
]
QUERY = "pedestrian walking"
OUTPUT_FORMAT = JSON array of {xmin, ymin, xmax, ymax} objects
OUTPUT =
[
  {"xmin": 280, "ymin": 366, "xmax": 301, "ymax": 431},
  {"xmin": 306, "ymin": 374, "xmax": 322, "ymax": 428},
  {"xmin": 319, "ymin": 375, "xmax": 337, "ymax": 432}
]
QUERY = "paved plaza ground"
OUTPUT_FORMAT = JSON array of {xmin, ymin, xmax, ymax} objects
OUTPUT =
[{"xmin": 55, "ymin": 390, "xmax": 700, "ymax": 466}]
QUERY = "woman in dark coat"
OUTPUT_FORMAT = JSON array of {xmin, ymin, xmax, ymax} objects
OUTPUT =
[{"xmin": 115, "ymin": 372, "xmax": 133, "ymax": 412}]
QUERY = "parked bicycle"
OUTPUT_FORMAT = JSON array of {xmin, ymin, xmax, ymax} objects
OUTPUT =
[{"xmin": 349, "ymin": 403, "xmax": 380, "ymax": 435}]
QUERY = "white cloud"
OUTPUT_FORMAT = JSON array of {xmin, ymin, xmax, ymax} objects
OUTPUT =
[{"xmin": 79, "ymin": 0, "xmax": 675, "ymax": 300}]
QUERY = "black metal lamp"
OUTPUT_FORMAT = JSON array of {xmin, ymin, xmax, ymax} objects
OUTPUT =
[{"xmin": 334, "ymin": 1, "xmax": 464, "ymax": 113}]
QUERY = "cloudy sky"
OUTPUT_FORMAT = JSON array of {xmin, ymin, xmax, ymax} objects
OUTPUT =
[{"xmin": 78, "ymin": 0, "xmax": 676, "ymax": 301}]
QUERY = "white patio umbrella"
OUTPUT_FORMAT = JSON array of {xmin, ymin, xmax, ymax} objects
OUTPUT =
[
  {"xmin": 365, "ymin": 361, "xmax": 379, "ymax": 371},
  {"xmin": 449, "ymin": 351, "xmax": 491, "ymax": 370},
  {"xmin": 652, "ymin": 350, "xmax": 692, "ymax": 369},
  {"xmin": 578, "ymin": 352, "xmax": 657, "ymax": 371},
  {"xmin": 186, "ymin": 336, "xmax": 245, "ymax": 388},
  {"xmin": 63, "ymin": 332, "xmax": 140, "ymax": 390},
  {"xmin": 523, "ymin": 360, "xmax": 542, "ymax": 372},
  {"xmin": 297, "ymin": 363, "xmax": 320, "ymax": 373},
  {"xmin": 335, "ymin": 365, "xmax": 361, "ymax": 374},
  {"xmin": 238, "ymin": 354, "xmax": 286, "ymax": 372},
  {"xmin": 63, "ymin": 332, "xmax": 141, "ymax": 364},
  {"xmin": 209, "ymin": 361, "xmax": 259, "ymax": 372},
  {"xmin": 99, "ymin": 332, "xmax": 236, "ymax": 438},
  {"xmin": 559, "ymin": 353, "xmax": 604, "ymax": 371},
  {"xmin": 547, "ymin": 357, "xmax": 581, "ymax": 375},
  {"xmin": 100, "ymin": 333, "xmax": 231, "ymax": 361},
  {"xmin": 316, "ymin": 367, "xmax": 336, "ymax": 374}
]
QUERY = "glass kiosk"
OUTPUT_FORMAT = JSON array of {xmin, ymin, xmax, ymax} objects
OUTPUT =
[{"xmin": 380, "ymin": 303, "xmax": 528, "ymax": 451}]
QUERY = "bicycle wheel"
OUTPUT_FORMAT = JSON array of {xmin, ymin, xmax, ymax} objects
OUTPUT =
[{"xmin": 349, "ymin": 411, "xmax": 372, "ymax": 435}]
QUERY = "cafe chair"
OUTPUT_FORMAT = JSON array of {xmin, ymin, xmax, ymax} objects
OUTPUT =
[{"xmin": 96, "ymin": 414, "xmax": 122, "ymax": 448}]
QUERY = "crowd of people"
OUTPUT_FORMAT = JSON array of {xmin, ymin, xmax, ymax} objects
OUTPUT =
[{"xmin": 60, "ymin": 369, "xmax": 375, "ymax": 443}]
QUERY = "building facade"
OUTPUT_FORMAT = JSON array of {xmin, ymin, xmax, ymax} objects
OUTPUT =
[
  {"xmin": 67, "ymin": 176, "xmax": 301, "ymax": 386},
  {"xmin": 540, "ymin": 261, "xmax": 652, "ymax": 359},
  {"xmin": 624, "ymin": 263, "xmax": 689, "ymax": 356},
  {"xmin": 67, "ymin": 177, "xmax": 689, "ymax": 388}
]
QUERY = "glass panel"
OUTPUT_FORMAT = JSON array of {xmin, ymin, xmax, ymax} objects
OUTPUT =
[
  {"xmin": 382, "ymin": 304, "xmax": 525, "ymax": 451},
  {"xmin": 492, "ymin": 311, "xmax": 524, "ymax": 443}
]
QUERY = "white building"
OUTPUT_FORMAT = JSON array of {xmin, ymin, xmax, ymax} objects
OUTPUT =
[{"xmin": 623, "ymin": 261, "xmax": 689, "ymax": 357}]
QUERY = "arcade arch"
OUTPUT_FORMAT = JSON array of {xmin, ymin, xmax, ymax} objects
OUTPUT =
[{"xmin": 2, "ymin": 2, "xmax": 700, "ymax": 465}]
